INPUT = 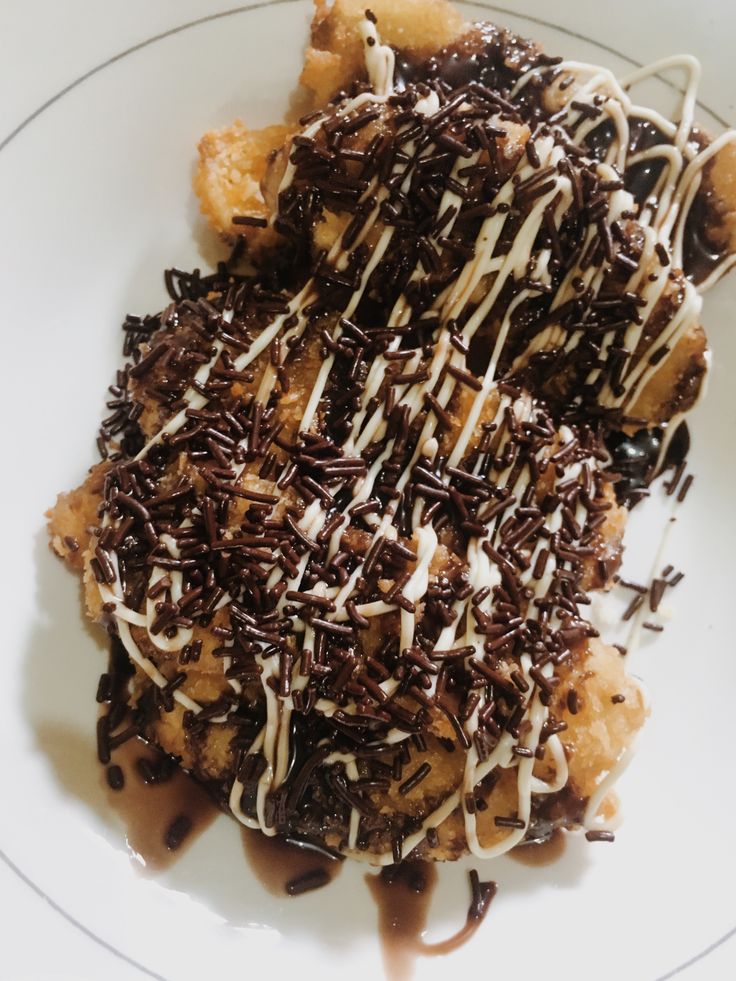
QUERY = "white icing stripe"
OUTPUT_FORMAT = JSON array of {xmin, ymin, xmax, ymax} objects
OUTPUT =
[
  {"xmin": 582, "ymin": 737, "xmax": 639, "ymax": 831},
  {"xmin": 361, "ymin": 17, "xmax": 395, "ymax": 96}
]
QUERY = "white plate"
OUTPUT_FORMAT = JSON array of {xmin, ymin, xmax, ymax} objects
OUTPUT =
[{"xmin": 2, "ymin": 2, "xmax": 736, "ymax": 979}]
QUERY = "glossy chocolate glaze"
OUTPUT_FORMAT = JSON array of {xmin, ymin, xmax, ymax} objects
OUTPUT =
[
  {"xmin": 394, "ymin": 21, "xmax": 547, "ymax": 93},
  {"xmin": 625, "ymin": 120, "xmax": 670, "ymax": 204},
  {"xmin": 665, "ymin": 419, "xmax": 691, "ymax": 466},
  {"xmin": 683, "ymin": 188, "xmax": 729, "ymax": 284},
  {"xmin": 607, "ymin": 428, "xmax": 663, "ymax": 505}
]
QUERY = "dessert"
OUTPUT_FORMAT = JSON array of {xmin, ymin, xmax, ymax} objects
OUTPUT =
[{"xmin": 48, "ymin": 0, "xmax": 736, "ymax": 875}]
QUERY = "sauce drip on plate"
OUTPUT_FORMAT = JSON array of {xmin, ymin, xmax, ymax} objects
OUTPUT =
[
  {"xmin": 366, "ymin": 862, "xmax": 496, "ymax": 980},
  {"xmin": 241, "ymin": 827, "xmax": 343, "ymax": 895},
  {"xmin": 509, "ymin": 827, "xmax": 567, "ymax": 866},
  {"xmin": 103, "ymin": 737, "xmax": 218, "ymax": 872}
]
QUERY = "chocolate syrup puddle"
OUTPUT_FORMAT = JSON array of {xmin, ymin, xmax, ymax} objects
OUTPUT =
[
  {"xmin": 509, "ymin": 828, "xmax": 566, "ymax": 866},
  {"xmin": 103, "ymin": 737, "xmax": 218, "ymax": 872},
  {"xmin": 241, "ymin": 828, "xmax": 343, "ymax": 895},
  {"xmin": 366, "ymin": 862, "xmax": 495, "ymax": 981}
]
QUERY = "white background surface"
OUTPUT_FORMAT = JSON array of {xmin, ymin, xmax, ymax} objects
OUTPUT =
[{"xmin": 2, "ymin": 2, "xmax": 735, "ymax": 980}]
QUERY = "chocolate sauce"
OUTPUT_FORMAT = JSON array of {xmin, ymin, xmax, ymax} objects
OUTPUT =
[
  {"xmin": 682, "ymin": 189, "xmax": 727, "ymax": 284},
  {"xmin": 509, "ymin": 828, "xmax": 567, "ymax": 866},
  {"xmin": 606, "ymin": 427, "xmax": 662, "ymax": 505},
  {"xmin": 664, "ymin": 419, "xmax": 690, "ymax": 467},
  {"xmin": 366, "ymin": 862, "xmax": 494, "ymax": 980},
  {"xmin": 623, "ymin": 119, "xmax": 730, "ymax": 283},
  {"xmin": 626, "ymin": 158, "xmax": 666, "ymax": 206},
  {"xmin": 241, "ymin": 828, "xmax": 343, "ymax": 896},
  {"xmin": 605, "ymin": 415, "xmax": 690, "ymax": 505},
  {"xmin": 394, "ymin": 23, "xmax": 544, "ymax": 94},
  {"xmin": 584, "ymin": 120, "xmax": 616, "ymax": 163},
  {"xmin": 103, "ymin": 737, "xmax": 218, "ymax": 872},
  {"xmin": 625, "ymin": 120, "xmax": 670, "ymax": 203}
]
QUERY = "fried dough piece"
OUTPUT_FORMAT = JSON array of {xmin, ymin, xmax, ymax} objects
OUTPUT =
[
  {"xmin": 48, "ymin": 465, "xmax": 109, "ymax": 621},
  {"xmin": 406, "ymin": 639, "xmax": 646, "ymax": 860},
  {"xmin": 706, "ymin": 140, "xmax": 736, "ymax": 251},
  {"xmin": 195, "ymin": 0, "xmax": 466, "ymax": 243},
  {"xmin": 629, "ymin": 321, "xmax": 707, "ymax": 423},
  {"xmin": 195, "ymin": 122, "xmax": 292, "ymax": 242},
  {"xmin": 195, "ymin": 11, "xmax": 713, "ymax": 426},
  {"xmin": 300, "ymin": 0, "xmax": 465, "ymax": 106},
  {"xmin": 194, "ymin": 0, "xmax": 465, "ymax": 240},
  {"xmin": 48, "ymin": 466, "xmax": 106, "ymax": 571}
]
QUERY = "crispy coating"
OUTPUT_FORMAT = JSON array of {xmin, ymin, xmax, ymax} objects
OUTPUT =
[
  {"xmin": 195, "ymin": 122, "xmax": 292, "ymax": 242},
  {"xmin": 48, "ymin": 466, "xmax": 108, "ymax": 621}
]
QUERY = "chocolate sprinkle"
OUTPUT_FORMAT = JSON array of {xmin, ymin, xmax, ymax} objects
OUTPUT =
[
  {"xmin": 286, "ymin": 868, "xmax": 332, "ymax": 895},
  {"xmin": 585, "ymin": 829, "xmax": 615, "ymax": 842},
  {"xmin": 106, "ymin": 764, "xmax": 125, "ymax": 791},
  {"xmin": 468, "ymin": 868, "xmax": 497, "ymax": 921}
]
